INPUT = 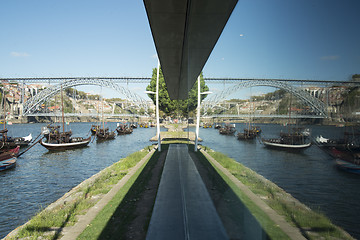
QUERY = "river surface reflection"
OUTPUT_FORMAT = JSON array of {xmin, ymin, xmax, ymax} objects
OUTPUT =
[{"xmin": 0, "ymin": 123, "xmax": 359, "ymax": 238}]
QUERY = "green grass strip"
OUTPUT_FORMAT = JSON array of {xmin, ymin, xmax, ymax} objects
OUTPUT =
[
  {"xmin": 77, "ymin": 148, "xmax": 158, "ymax": 240},
  {"xmin": 194, "ymin": 148, "xmax": 289, "ymax": 239},
  {"xmin": 199, "ymin": 146, "xmax": 352, "ymax": 240},
  {"xmin": 11, "ymin": 146, "xmax": 153, "ymax": 240}
]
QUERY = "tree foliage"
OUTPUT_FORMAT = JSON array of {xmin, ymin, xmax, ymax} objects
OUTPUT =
[
  {"xmin": 350, "ymin": 74, "xmax": 360, "ymax": 81},
  {"xmin": 146, "ymin": 67, "xmax": 209, "ymax": 116}
]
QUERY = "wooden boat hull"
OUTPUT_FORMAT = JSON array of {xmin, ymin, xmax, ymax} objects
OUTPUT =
[
  {"xmin": 90, "ymin": 125, "xmax": 100, "ymax": 135},
  {"xmin": 116, "ymin": 123, "xmax": 133, "ymax": 135},
  {"xmin": 0, "ymin": 157, "xmax": 16, "ymax": 172},
  {"xmin": 0, "ymin": 141, "xmax": 18, "ymax": 151},
  {"xmin": 262, "ymin": 139, "xmax": 311, "ymax": 150},
  {"xmin": 218, "ymin": 124, "xmax": 236, "ymax": 135},
  {"xmin": 237, "ymin": 133, "xmax": 256, "ymax": 140},
  {"xmin": 13, "ymin": 133, "xmax": 32, "ymax": 147},
  {"xmin": 219, "ymin": 130, "xmax": 235, "ymax": 135},
  {"xmin": 40, "ymin": 137, "xmax": 91, "ymax": 151},
  {"xmin": 96, "ymin": 132, "xmax": 116, "ymax": 140},
  {"xmin": 116, "ymin": 129, "xmax": 133, "ymax": 135},
  {"xmin": 0, "ymin": 146, "xmax": 20, "ymax": 161},
  {"xmin": 336, "ymin": 159, "xmax": 360, "ymax": 175}
]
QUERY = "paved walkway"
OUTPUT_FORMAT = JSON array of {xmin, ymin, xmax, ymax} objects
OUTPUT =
[{"xmin": 146, "ymin": 144, "xmax": 228, "ymax": 240}]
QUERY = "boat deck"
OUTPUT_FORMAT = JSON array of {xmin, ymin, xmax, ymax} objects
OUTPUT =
[{"xmin": 146, "ymin": 144, "xmax": 228, "ymax": 240}]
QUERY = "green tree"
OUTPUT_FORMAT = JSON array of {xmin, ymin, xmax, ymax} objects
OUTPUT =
[{"xmin": 146, "ymin": 67, "xmax": 209, "ymax": 116}]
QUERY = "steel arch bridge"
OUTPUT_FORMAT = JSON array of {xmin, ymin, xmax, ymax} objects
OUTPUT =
[
  {"xmin": 202, "ymin": 79, "xmax": 328, "ymax": 117},
  {"xmin": 23, "ymin": 78, "xmax": 149, "ymax": 115}
]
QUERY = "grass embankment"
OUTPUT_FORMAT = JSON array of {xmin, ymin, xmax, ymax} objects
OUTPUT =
[
  {"xmin": 10, "ymin": 146, "xmax": 154, "ymax": 240},
  {"xmin": 196, "ymin": 146, "xmax": 353, "ymax": 240},
  {"xmin": 77, "ymin": 144, "xmax": 166, "ymax": 239}
]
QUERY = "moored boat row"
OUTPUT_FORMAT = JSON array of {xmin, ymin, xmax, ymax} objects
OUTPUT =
[
  {"xmin": 262, "ymin": 127, "xmax": 311, "ymax": 150},
  {"xmin": 0, "ymin": 87, "xmax": 138, "ymax": 172},
  {"xmin": 219, "ymin": 124, "xmax": 236, "ymax": 135},
  {"xmin": 237, "ymin": 126, "xmax": 261, "ymax": 140},
  {"xmin": 0, "ymin": 120, "xmax": 143, "ymax": 172},
  {"xmin": 0, "ymin": 157, "xmax": 17, "ymax": 172},
  {"xmin": 213, "ymin": 122, "xmax": 311, "ymax": 150},
  {"xmin": 0, "ymin": 89, "xmax": 33, "ymax": 171},
  {"xmin": 315, "ymin": 132, "xmax": 360, "ymax": 175},
  {"xmin": 39, "ymin": 86, "xmax": 92, "ymax": 151}
]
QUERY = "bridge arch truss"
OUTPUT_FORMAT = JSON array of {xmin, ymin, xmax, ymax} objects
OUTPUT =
[
  {"xmin": 202, "ymin": 79, "xmax": 328, "ymax": 117},
  {"xmin": 23, "ymin": 78, "xmax": 149, "ymax": 115}
]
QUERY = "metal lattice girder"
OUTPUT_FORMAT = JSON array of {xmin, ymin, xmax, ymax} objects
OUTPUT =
[
  {"xmin": 23, "ymin": 78, "xmax": 148, "ymax": 115},
  {"xmin": 1, "ymin": 77, "xmax": 151, "ymax": 83},
  {"xmin": 202, "ymin": 79, "xmax": 328, "ymax": 117}
]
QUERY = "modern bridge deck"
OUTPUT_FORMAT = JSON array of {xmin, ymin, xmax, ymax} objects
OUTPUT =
[{"xmin": 146, "ymin": 144, "xmax": 228, "ymax": 240}]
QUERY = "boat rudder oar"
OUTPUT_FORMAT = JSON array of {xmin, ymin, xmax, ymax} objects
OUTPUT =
[{"xmin": 30, "ymin": 132, "xmax": 42, "ymax": 144}]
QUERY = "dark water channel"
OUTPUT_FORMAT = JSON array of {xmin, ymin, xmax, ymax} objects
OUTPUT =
[
  {"xmin": 196, "ymin": 123, "xmax": 360, "ymax": 239},
  {"xmin": 1, "ymin": 123, "xmax": 360, "ymax": 238}
]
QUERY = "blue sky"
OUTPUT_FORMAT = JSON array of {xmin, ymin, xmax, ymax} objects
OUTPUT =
[{"xmin": 1, "ymin": 0, "xmax": 359, "ymax": 99}]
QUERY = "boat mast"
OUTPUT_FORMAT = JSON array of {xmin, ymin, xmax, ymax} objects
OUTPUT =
[
  {"xmin": 61, "ymin": 84, "xmax": 65, "ymax": 133},
  {"xmin": 248, "ymin": 97, "xmax": 251, "ymax": 132},
  {"xmin": 1, "ymin": 85, "xmax": 7, "ymax": 142},
  {"xmin": 97, "ymin": 95, "xmax": 100, "ymax": 126},
  {"xmin": 1, "ymin": 85, "xmax": 8, "ymax": 141},
  {"xmin": 288, "ymin": 93, "xmax": 293, "ymax": 144},
  {"xmin": 288, "ymin": 93, "xmax": 292, "ymax": 130},
  {"xmin": 102, "ymin": 96, "xmax": 105, "ymax": 130},
  {"xmin": 2, "ymin": 87, "xmax": 6, "ymax": 132}
]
